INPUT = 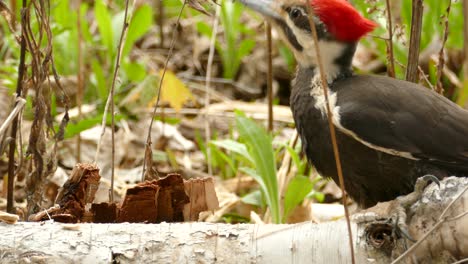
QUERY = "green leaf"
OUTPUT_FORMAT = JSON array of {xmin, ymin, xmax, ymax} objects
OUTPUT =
[
  {"xmin": 236, "ymin": 111, "xmax": 280, "ymax": 223},
  {"xmin": 123, "ymin": 4, "xmax": 153, "ymax": 57},
  {"xmin": 80, "ymin": 4, "xmax": 93, "ymax": 43},
  {"xmin": 90, "ymin": 59, "xmax": 108, "ymax": 101},
  {"xmin": 283, "ymin": 176, "xmax": 314, "ymax": 221},
  {"xmin": 123, "ymin": 61, "xmax": 146, "ymax": 82},
  {"xmin": 238, "ymin": 39, "xmax": 256, "ymax": 59},
  {"xmin": 112, "ymin": 11, "xmax": 126, "ymax": 54},
  {"xmin": 222, "ymin": 213, "xmax": 250, "ymax": 224},
  {"xmin": 285, "ymin": 145, "xmax": 306, "ymax": 177},
  {"xmin": 241, "ymin": 190, "xmax": 265, "ymax": 208},
  {"xmin": 95, "ymin": 0, "xmax": 114, "ymax": 52},
  {"xmin": 54, "ymin": 0, "xmax": 73, "ymax": 29},
  {"xmin": 239, "ymin": 167, "xmax": 267, "ymax": 194},
  {"xmin": 306, "ymin": 190, "xmax": 325, "ymax": 203},
  {"xmin": 119, "ymin": 74, "xmax": 158, "ymax": 109},
  {"xmin": 279, "ymin": 45, "xmax": 296, "ymax": 72},
  {"xmin": 196, "ymin": 21, "xmax": 213, "ymax": 37},
  {"xmin": 210, "ymin": 139, "xmax": 254, "ymax": 164},
  {"xmin": 62, "ymin": 114, "xmax": 124, "ymax": 139},
  {"xmin": 210, "ymin": 144, "xmax": 237, "ymax": 178}
]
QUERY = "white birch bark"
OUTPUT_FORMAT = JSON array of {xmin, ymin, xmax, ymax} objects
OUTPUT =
[{"xmin": 0, "ymin": 177, "xmax": 466, "ymax": 264}]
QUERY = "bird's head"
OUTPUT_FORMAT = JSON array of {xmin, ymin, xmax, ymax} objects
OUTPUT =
[{"xmin": 240, "ymin": 0, "xmax": 376, "ymax": 80}]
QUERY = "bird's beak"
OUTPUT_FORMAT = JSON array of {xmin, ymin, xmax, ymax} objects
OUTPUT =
[{"xmin": 238, "ymin": 0, "xmax": 282, "ymax": 20}]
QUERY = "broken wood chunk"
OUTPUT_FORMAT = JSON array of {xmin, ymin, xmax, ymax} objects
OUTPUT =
[
  {"xmin": 31, "ymin": 163, "xmax": 101, "ymax": 223},
  {"xmin": 155, "ymin": 173, "xmax": 190, "ymax": 222},
  {"xmin": 183, "ymin": 177, "xmax": 219, "ymax": 221},
  {"xmin": 91, "ymin": 203, "xmax": 118, "ymax": 223},
  {"xmin": 117, "ymin": 183, "xmax": 160, "ymax": 223},
  {"xmin": 116, "ymin": 173, "xmax": 190, "ymax": 223}
]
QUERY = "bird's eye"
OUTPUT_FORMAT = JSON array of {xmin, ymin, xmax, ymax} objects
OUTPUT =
[{"xmin": 289, "ymin": 8, "xmax": 303, "ymax": 20}]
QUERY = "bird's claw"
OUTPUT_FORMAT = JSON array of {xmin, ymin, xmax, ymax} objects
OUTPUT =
[
  {"xmin": 419, "ymin": 174, "xmax": 441, "ymax": 188},
  {"xmin": 387, "ymin": 213, "xmax": 416, "ymax": 242},
  {"xmin": 386, "ymin": 175, "xmax": 439, "ymax": 242}
]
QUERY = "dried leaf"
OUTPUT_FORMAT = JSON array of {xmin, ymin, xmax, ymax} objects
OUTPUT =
[
  {"xmin": 160, "ymin": 70, "xmax": 194, "ymax": 112},
  {"xmin": 0, "ymin": 1, "xmax": 16, "ymax": 34},
  {"xmin": 187, "ymin": 0, "xmax": 211, "ymax": 16}
]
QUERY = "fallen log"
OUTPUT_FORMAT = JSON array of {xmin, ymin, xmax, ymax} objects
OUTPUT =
[{"xmin": 0, "ymin": 177, "xmax": 466, "ymax": 263}]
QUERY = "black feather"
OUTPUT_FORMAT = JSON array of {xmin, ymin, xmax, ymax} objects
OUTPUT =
[{"xmin": 291, "ymin": 68, "xmax": 468, "ymax": 208}]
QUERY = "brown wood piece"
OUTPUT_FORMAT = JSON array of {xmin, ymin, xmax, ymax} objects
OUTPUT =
[
  {"xmin": 117, "ymin": 173, "xmax": 190, "ymax": 223},
  {"xmin": 91, "ymin": 203, "xmax": 118, "ymax": 223},
  {"xmin": 31, "ymin": 163, "xmax": 101, "ymax": 223},
  {"xmin": 117, "ymin": 183, "xmax": 160, "ymax": 223},
  {"xmin": 183, "ymin": 177, "xmax": 219, "ymax": 221}
]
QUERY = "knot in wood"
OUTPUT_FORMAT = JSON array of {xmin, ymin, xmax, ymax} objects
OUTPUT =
[{"xmin": 365, "ymin": 222, "xmax": 395, "ymax": 255}]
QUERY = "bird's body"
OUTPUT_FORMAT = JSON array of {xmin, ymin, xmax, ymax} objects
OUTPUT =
[
  {"xmin": 292, "ymin": 67, "xmax": 468, "ymax": 207},
  {"xmin": 240, "ymin": 0, "xmax": 468, "ymax": 208}
]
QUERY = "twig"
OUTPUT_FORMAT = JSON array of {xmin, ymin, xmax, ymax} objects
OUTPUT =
[
  {"xmin": 385, "ymin": 0, "xmax": 395, "ymax": 78},
  {"xmin": 137, "ymin": 107, "xmax": 294, "ymax": 123},
  {"xmin": 204, "ymin": 4, "xmax": 221, "ymax": 176},
  {"xmin": 460, "ymin": 0, "xmax": 468, "ymax": 106},
  {"xmin": 76, "ymin": 0, "xmax": 84, "ymax": 162},
  {"xmin": 452, "ymin": 257, "xmax": 468, "ymax": 264},
  {"xmin": 431, "ymin": 54, "xmax": 463, "ymax": 90},
  {"xmin": 109, "ymin": 0, "xmax": 130, "ymax": 202},
  {"xmin": 435, "ymin": 1, "xmax": 452, "ymax": 95},
  {"xmin": 0, "ymin": 97, "xmax": 26, "ymax": 138},
  {"xmin": 266, "ymin": 22, "xmax": 273, "ymax": 132},
  {"xmin": 418, "ymin": 66, "xmax": 434, "ymax": 90},
  {"xmin": 178, "ymin": 74, "xmax": 261, "ymax": 97},
  {"xmin": 305, "ymin": 5, "xmax": 355, "ymax": 264},
  {"xmin": 392, "ymin": 185, "xmax": 468, "ymax": 263},
  {"xmin": 158, "ymin": 0, "xmax": 164, "ymax": 47},
  {"xmin": 7, "ymin": 0, "xmax": 26, "ymax": 214},
  {"xmin": 464, "ymin": 0, "xmax": 468, "ymax": 91},
  {"xmin": 141, "ymin": 1, "xmax": 187, "ymax": 181},
  {"xmin": 9, "ymin": 0, "xmax": 16, "ymax": 25},
  {"xmin": 94, "ymin": 0, "xmax": 132, "ymax": 202},
  {"xmin": 0, "ymin": 0, "xmax": 16, "ymax": 33},
  {"xmin": 406, "ymin": 0, "xmax": 424, "ymax": 83}
]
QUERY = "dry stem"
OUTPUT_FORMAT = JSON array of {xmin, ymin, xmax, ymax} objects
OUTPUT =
[
  {"xmin": 385, "ymin": 0, "xmax": 396, "ymax": 78},
  {"xmin": 305, "ymin": 5, "xmax": 355, "ymax": 264},
  {"xmin": 266, "ymin": 22, "xmax": 273, "ymax": 132},
  {"xmin": 204, "ymin": 4, "xmax": 221, "ymax": 176},
  {"xmin": 141, "ymin": 1, "xmax": 187, "ymax": 181},
  {"xmin": 7, "ymin": 0, "xmax": 27, "ymax": 213},
  {"xmin": 406, "ymin": 0, "xmax": 424, "ymax": 83},
  {"xmin": 435, "ymin": 1, "xmax": 452, "ymax": 94}
]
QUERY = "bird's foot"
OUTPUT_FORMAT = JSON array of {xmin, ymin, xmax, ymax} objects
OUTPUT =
[
  {"xmin": 389, "ymin": 175, "xmax": 440, "ymax": 241},
  {"xmin": 355, "ymin": 175, "xmax": 440, "ymax": 255}
]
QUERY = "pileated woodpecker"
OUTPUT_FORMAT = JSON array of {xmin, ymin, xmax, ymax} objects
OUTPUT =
[{"xmin": 240, "ymin": 0, "xmax": 468, "ymax": 208}]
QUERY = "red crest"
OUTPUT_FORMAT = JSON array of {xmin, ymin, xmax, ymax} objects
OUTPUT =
[{"xmin": 310, "ymin": 0, "xmax": 377, "ymax": 42}]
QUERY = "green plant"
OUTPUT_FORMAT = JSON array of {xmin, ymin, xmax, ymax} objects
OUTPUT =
[
  {"xmin": 196, "ymin": 0, "xmax": 256, "ymax": 79},
  {"xmin": 235, "ymin": 111, "xmax": 280, "ymax": 223},
  {"xmin": 92, "ymin": 0, "xmax": 153, "ymax": 102},
  {"xmin": 210, "ymin": 112, "xmax": 323, "ymax": 223}
]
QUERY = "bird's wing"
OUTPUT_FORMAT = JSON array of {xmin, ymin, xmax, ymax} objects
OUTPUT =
[{"xmin": 333, "ymin": 75, "xmax": 468, "ymax": 170}]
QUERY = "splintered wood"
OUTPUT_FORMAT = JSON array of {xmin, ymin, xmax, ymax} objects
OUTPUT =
[
  {"xmin": 117, "ymin": 180, "xmax": 161, "ymax": 223},
  {"xmin": 183, "ymin": 177, "xmax": 219, "ymax": 221},
  {"xmin": 30, "ymin": 164, "xmax": 219, "ymax": 223},
  {"xmin": 31, "ymin": 163, "xmax": 101, "ymax": 222},
  {"xmin": 118, "ymin": 174, "xmax": 219, "ymax": 223}
]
